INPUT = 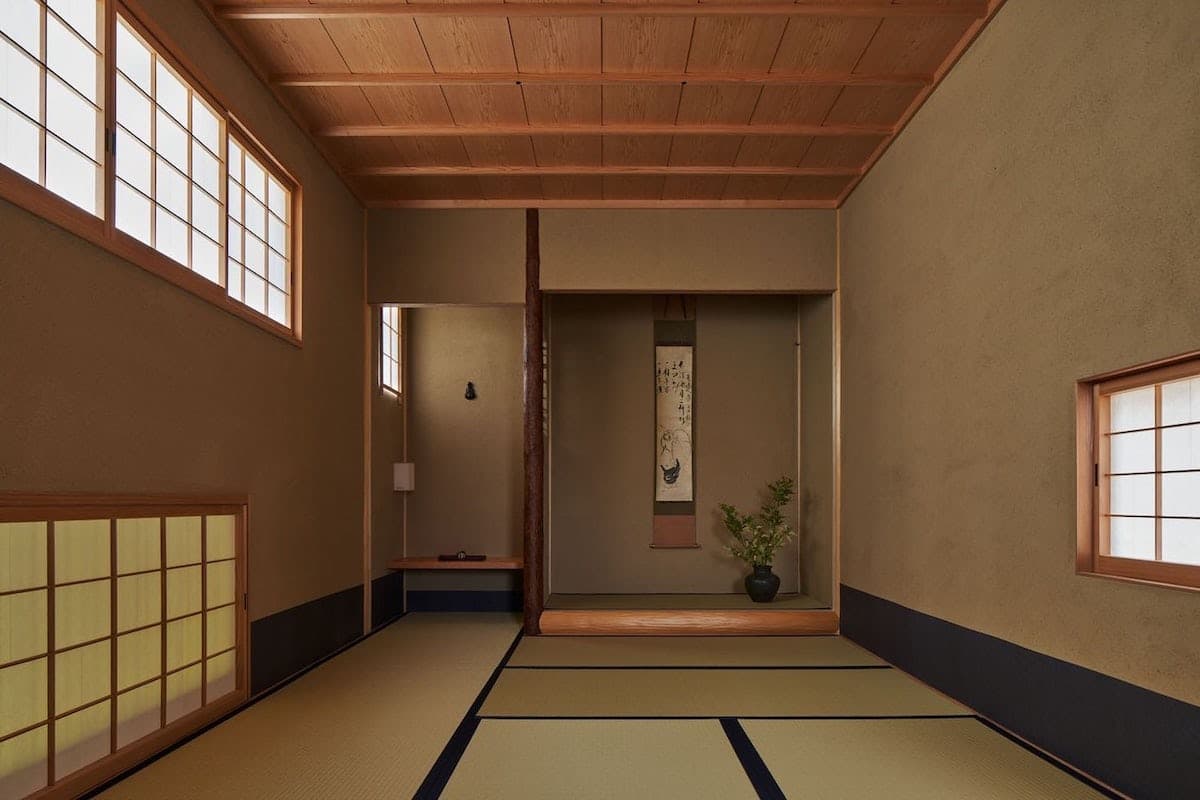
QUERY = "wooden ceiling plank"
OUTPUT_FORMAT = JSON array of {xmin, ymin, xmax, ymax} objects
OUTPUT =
[
  {"xmin": 667, "ymin": 135, "xmax": 745, "ymax": 166},
  {"xmin": 522, "ymin": 85, "xmax": 604, "ymax": 125},
  {"xmin": 800, "ymin": 134, "xmax": 885, "ymax": 168},
  {"xmin": 531, "ymin": 135, "xmax": 604, "ymax": 166},
  {"xmin": 662, "ymin": 174, "xmax": 731, "ymax": 200},
  {"xmin": 821, "ymin": 84, "xmax": 922, "ymax": 127},
  {"xmin": 675, "ymin": 84, "xmax": 765, "ymax": 124},
  {"xmin": 460, "ymin": 135, "xmax": 539, "ymax": 166},
  {"xmin": 852, "ymin": 15, "xmax": 974, "ymax": 76},
  {"xmin": 321, "ymin": 17, "xmax": 435, "ymax": 73},
  {"xmin": 750, "ymin": 84, "xmax": 842, "ymax": 124},
  {"xmin": 603, "ymin": 175, "xmax": 667, "ymax": 200},
  {"xmin": 686, "ymin": 17, "xmax": 789, "ymax": 73},
  {"xmin": 603, "ymin": 135, "xmax": 674, "ymax": 166},
  {"xmin": 215, "ymin": 2, "xmax": 990, "ymax": 20},
  {"xmin": 273, "ymin": 70, "xmax": 931, "ymax": 87},
  {"xmin": 602, "ymin": 18, "xmax": 694, "ymax": 72},
  {"xmin": 769, "ymin": 16, "xmax": 881, "ymax": 74},
  {"xmin": 359, "ymin": 86, "xmax": 457, "ymax": 126},
  {"xmin": 733, "ymin": 134, "xmax": 814, "ymax": 166},
  {"xmin": 723, "ymin": 174, "xmax": 791, "ymax": 200},
  {"xmin": 440, "ymin": 85, "xmax": 531, "ymax": 124},
  {"xmin": 540, "ymin": 174, "xmax": 605, "ymax": 200},
  {"xmin": 601, "ymin": 85, "xmax": 683, "ymax": 124},
  {"xmin": 388, "ymin": 136, "xmax": 474, "ymax": 167},
  {"xmin": 509, "ymin": 17, "xmax": 603, "ymax": 73},
  {"xmin": 415, "ymin": 17, "xmax": 518, "ymax": 72}
]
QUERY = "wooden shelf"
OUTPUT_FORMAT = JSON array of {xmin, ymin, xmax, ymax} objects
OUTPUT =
[{"xmin": 387, "ymin": 556, "xmax": 523, "ymax": 571}]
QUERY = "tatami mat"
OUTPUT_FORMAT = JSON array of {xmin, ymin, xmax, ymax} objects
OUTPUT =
[
  {"xmin": 441, "ymin": 719, "xmax": 758, "ymax": 800},
  {"xmin": 479, "ymin": 666, "xmax": 967, "ymax": 718},
  {"xmin": 743, "ymin": 718, "xmax": 1108, "ymax": 799},
  {"xmin": 545, "ymin": 593, "xmax": 827, "ymax": 610},
  {"xmin": 508, "ymin": 635, "xmax": 884, "ymax": 667},
  {"xmin": 96, "ymin": 614, "xmax": 520, "ymax": 800}
]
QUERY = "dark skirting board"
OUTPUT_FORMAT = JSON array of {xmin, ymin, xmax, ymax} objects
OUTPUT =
[
  {"xmin": 250, "ymin": 584, "xmax": 364, "ymax": 694},
  {"xmin": 839, "ymin": 584, "xmax": 1200, "ymax": 800},
  {"xmin": 406, "ymin": 590, "xmax": 523, "ymax": 612},
  {"xmin": 371, "ymin": 571, "xmax": 405, "ymax": 630}
]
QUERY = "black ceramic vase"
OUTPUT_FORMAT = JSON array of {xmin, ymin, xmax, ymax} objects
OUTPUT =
[{"xmin": 744, "ymin": 564, "xmax": 780, "ymax": 603}]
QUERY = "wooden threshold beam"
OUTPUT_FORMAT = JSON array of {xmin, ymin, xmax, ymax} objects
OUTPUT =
[
  {"xmin": 321, "ymin": 123, "xmax": 893, "ymax": 138},
  {"xmin": 350, "ymin": 165, "xmax": 861, "ymax": 177},
  {"xmin": 274, "ymin": 71, "xmax": 932, "ymax": 88},
  {"xmin": 216, "ymin": 2, "xmax": 987, "ymax": 20},
  {"xmin": 538, "ymin": 609, "xmax": 841, "ymax": 636},
  {"xmin": 365, "ymin": 199, "xmax": 841, "ymax": 209}
]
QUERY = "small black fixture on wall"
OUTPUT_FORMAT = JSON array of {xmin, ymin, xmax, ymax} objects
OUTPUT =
[{"xmin": 464, "ymin": 381, "xmax": 477, "ymax": 400}]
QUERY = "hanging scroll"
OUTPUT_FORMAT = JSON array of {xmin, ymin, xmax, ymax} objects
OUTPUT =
[{"xmin": 655, "ymin": 345, "xmax": 694, "ymax": 502}]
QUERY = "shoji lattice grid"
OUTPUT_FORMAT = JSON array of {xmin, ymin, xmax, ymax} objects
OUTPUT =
[
  {"xmin": 0, "ymin": 0, "xmax": 104, "ymax": 215},
  {"xmin": 0, "ymin": 507, "xmax": 243, "ymax": 798},
  {"xmin": 381, "ymin": 306, "xmax": 401, "ymax": 394},
  {"xmin": 114, "ymin": 16, "xmax": 224, "ymax": 282},
  {"xmin": 227, "ymin": 137, "xmax": 292, "ymax": 327}
]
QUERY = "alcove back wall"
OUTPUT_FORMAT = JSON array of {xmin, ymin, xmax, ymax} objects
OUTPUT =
[{"xmin": 549, "ymin": 294, "xmax": 819, "ymax": 597}]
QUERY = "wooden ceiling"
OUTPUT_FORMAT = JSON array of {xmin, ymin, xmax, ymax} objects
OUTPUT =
[{"xmin": 202, "ymin": 1, "xmax": 1003, "ymax": 208}]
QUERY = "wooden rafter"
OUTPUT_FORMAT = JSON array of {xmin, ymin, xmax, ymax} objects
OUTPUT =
[
  {"xmin": 274, "ymin": 71, "xmax": 932, "ymax": 89},
  {"xmin": 320, "ymin": 122, "xmax": 893, "ymax": 138},
  {"xmin": 349, "ymin": 165, "xmax": 862, "ymax": 177},
  {"xmin": 214, "ymin": 1, "xmax": 988, "ymax": 20}
]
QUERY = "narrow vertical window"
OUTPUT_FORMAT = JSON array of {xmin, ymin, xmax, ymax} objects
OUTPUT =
[
  {"xmin": 381, "ymin": 306, "xmax": 401, "ymax": 395},
  {"xmin": 226, "ymin": 135, "xmax": 292, "ymax": 327},
  {"xmin": 0, "ymin": 0, "xmax": 104, "ymax": 214},
  {"xmin": 114, "ymin": 17, "xmax": 223, "ymax": 283}
]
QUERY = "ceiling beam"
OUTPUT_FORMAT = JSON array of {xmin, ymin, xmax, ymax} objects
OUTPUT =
[
  {"xmin": 215, "ymin": 2, "xmax": 987, "ymax": 20},
  {"xmin": 275, "ymin": 71, "xmax": 931, "ymax": 89},
  {"xmin": 366, "ymin": 199, "xmax": 841, "ymax": 209},
  {"xmin": 349, "ymin": 165, "xmax": 860, "ymax": 177},
  {"xmin": 319, "ymin": 123, "xmax": 893, "ymax": 137}
]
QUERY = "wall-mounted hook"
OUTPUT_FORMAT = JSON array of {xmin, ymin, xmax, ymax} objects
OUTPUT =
[{"xmin": 465, "ymin": 381, "xmax": 477, "ymax": 400}]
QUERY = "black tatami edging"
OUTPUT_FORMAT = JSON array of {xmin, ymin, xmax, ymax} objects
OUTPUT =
[
  {"xmin": 83, "ymin": 611, "xmax": 409, "ymax": 799},
  {"xmin": 413, "ymin": 629, "xmax": 525, "ymax": 800},
  {"xmin": 503, "ymin": 664, "xmax": 892, "ymax": 671},
  {"xmin": 720, "ymin": 718, "xmax": 787, "ymax": 800}
]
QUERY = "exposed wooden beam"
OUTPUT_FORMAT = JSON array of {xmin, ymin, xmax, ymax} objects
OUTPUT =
[
  {"xmin": 274, "ymin": 71, "xmax": 932, "ymax": 89},
  {"xmin": 321, "ymin": 123, "xmax": 893, "ymax": 138},
  {"xmin": 366, "ymin": 199, "xmax": 841, "ymax": 209},
  {"xmin": 350, "ymin": 165, "xmax": 861, "ymax": 177},
  {"xmin": 216, "ymin": 2, "xmax": 987, "ymax": 20},
  {"xmin": 522, "ymin": 208, "xmax": 544, "ymax": 636}
]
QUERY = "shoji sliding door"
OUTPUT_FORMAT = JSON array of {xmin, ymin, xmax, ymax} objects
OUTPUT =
[{"xmin": 0, "ymin": 495, "xmax": 248, "ymax": 800}]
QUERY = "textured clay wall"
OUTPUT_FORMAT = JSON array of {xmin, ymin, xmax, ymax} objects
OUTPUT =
[
  {"xmin": 0, "ymin": 0, "xmax": 366, "ymax": 622},
  {"xmin": 840, "ymin": 0, "xmax": 1200, "ymax": 704}
]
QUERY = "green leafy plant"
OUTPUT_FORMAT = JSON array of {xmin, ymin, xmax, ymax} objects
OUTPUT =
[{"xmin": 720, "ymin": 477, "xmax": 797, "ymax": 567}]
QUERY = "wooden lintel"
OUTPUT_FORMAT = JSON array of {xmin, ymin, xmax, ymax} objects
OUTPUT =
[
  {"xmin": 364, "ymin": 199, "xmax": 841, "ymax": 209},
  {"xmin": 273, "ymin": 71, "xmax": 932, "ymax": 88},
  {"xmin": 350, "ymin": 165, "xmax": 862, "ymax": 177},
  {"xmin": 321, "ymin": 123, "xmax": 893, "ymax": 138},
  {"xmin": 216, "ymin": 2, "xmax": 987, "ymax": 20}
]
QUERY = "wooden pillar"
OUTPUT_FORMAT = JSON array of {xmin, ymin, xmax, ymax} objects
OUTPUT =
[{"xmin": 522, "ymin": 208, "xmax": 545, "ymax": 634}]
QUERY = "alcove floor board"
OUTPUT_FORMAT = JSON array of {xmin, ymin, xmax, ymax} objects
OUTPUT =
[{"xmin": 544, "ymin": 593, "xmax": 827, "ymax": 610}]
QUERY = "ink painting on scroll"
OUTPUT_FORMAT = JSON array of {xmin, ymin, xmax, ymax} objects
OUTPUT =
[{"xmin": 655, "ymin": 345, "xmax": 694, "ymax": 502}]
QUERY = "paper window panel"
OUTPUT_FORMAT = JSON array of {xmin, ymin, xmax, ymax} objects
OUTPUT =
[
  {"xmin": 205, "ymin": 605, "xmax": 235, "ymax": 656},
  {"xmin": 116, "ymin": 627, "xmax": 159, "ymax": 691},
  {"xmin": 1161, "ymin": 425, "xmax": 1200, "ymax": 472},
  {"xmin": 0, "ymin": 522, "xmax": 47, "ymax": 593},
  {"xmin": 166, "ymin": 615, "xmax": 201, "ymax": 672},
  {"xmin": 205, "ymin": 516, "xmax": 235, "ymax": 561},
  {"xmin": 165, "ymin": 517, "xmax": 201, "ymax": 567},
  {"xmin": 0, "ymin": 590, "xmax": 47, "ymax": 664},
  {"xmin": 1109, "ymin": 516, "xmax": 1155, "ymax": 561},
  {"xmin": 166, "ymin": 565, "xmax": 201, "ymax": 619},
  {"xmin": 164, "ymin": 665, "xmax": 201, "ymax": 724},
  {"xmin": 1162, "ymin": 519, "xmax": 1200, "ymax": 566},
  {"xmin": 1109, "ymin": 430, "xmax": 1154, "ymax": 474},
  {"xmin": 116, "ymin": 680, "xmax": 160, "ymax": 749},
  {"xmin": 117, "ymin": 572, "xmax": 161, "ymax": 633},
  {"xmin": 54, "ymin": 640, "xmax": 109, "ymax": 715},
  {"xmin": 54, "ymin": 579, "xmax": 110, "ymax": 650},
  {"xmin": 206, "ymin": 650, "xmax": 236, "ymax": 701},
  {"xmin": 55, "ymin": 699, "xmax": 110, "ymax": 780},
  {"xmin": 1162, "ymin": 472, "xmax": 1200, "ymax": 518},
  {"xmin": 54, "ymin": 519, "xmax": 110, "ymax": 584},
  {"xmin": 206, "ymin": 560, "xmax": 235, "ymax": 609},
  {"xmin": 116, "ymin": 517, "xmax": 161, "ymax": 575},
  {"xmin": 1109, "ymin": 386, "xmax": 1155, "ymax": 432},
  {"xmin": 0, "ymin": 659, "xmax": 48, "ymax": 737},
  {"xmin": 1161, "ymin": 377, "xmax": 1200, "ymax": 425},
  {"xmin": 0, "ymin": 723, "xmax": 47, "ymax": 799}
]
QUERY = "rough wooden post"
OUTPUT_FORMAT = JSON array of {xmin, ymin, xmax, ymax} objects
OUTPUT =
[{"xmin": 523, "ymin": 208, "xmax": 544, "ymax": 634}]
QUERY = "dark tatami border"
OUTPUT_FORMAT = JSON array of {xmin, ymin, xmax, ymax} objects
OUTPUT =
[
  {"xmin": 720, "ymin": 718, "xmax": 787, "ymax": 800},
  {"xmin": 413, "ymin": 630, "xmax": 524, "ymax": 799},
  {"xmin": 840, "ymin": 583, "xmax": 1200, "ymax": 800}
]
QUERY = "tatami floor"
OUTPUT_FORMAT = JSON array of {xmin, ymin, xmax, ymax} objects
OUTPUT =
[{"xmin": 94, "ymin": 614, "xmax": 1114, "ymax": 799}]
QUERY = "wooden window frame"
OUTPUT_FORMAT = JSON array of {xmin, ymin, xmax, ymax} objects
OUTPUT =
[
  {"xmin": 380, "ymin": 305, "xmax": 402, "ymax": 399},
  {"xmin": 0, "ymin": 492, "xmax": 250, "ymax": 800},
  {"xmin": 0, "ymin": 0, "xmax": 302, "ymax": 346},
  {"xmin": 1076, "ymin": 350, "xmax": 1200, "ymax": 592}
]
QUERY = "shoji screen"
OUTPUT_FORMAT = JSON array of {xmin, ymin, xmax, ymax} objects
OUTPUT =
[{"xmin": 0, "ymin": 496, "xmax": 247, "ymax": 800}]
